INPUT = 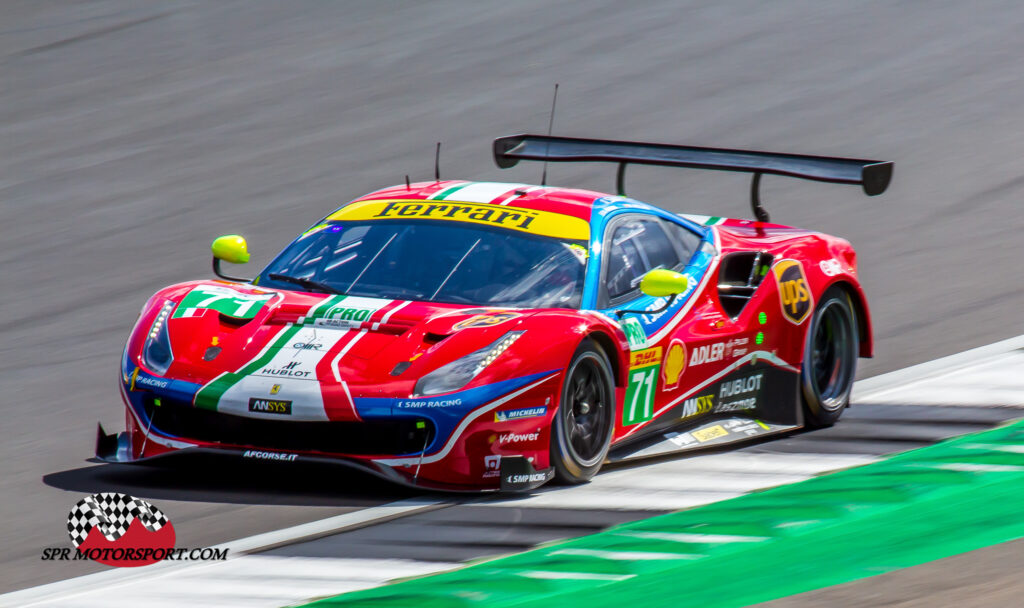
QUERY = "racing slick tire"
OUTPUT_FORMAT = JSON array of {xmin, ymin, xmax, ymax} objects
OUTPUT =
[
  {"xmin": 551, "ymin": 339, "xmax": 616, "ymax": 484},
  {"xmin": 801, "ymin": 287, "xmax": 859, "ymax": 427}
]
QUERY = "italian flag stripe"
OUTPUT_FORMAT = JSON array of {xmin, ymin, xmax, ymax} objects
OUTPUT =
[
  {"xmin": 438, "ymin": 182, "xmax": 527, "ymax": 203},
  {"xmin": 194, "ymin": 324, "xmax": 304, "ymax": 411},
  {"xmin": 430, "ymin": 183, "xmax": 469, "ymax": 200},
  {"xmin": 305, "ymin": 294, "xmax": 347, "ymax": 321}
]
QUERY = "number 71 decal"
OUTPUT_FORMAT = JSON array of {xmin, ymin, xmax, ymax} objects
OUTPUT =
[
  {"xmin": 173, "ymin": 285, "xmax": 274, "ymax": 320},
  {"xmin": 623, "ymin": 347, "xmax": 663, "ymax": 426}
]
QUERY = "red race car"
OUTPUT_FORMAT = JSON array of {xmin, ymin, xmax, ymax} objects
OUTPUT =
[{"xmin": 97, "ymin": 135, "xmax": 892, "ymax": 492}]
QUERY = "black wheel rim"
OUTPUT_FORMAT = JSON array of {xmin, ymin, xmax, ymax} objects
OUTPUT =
[
  {"xmin": 811, "ymin": 300, "xmax": 855, "ymax": 410},
  {"xmin": 562, "ymin": 354, "xmax": 612, "ymax": 466}
]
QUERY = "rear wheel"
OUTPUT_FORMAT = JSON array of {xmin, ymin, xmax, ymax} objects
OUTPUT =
[
  {"xmin": 801, "ymin": 288, "xmax": 859, "ymax": 427},
  {"xmin": 551, "ymin": 340, "xmax": 615, "ymax": 484}
]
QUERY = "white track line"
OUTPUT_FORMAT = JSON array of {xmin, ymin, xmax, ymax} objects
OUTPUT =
[
  {"xmin": 0, "ymin": 498, "xmax": 443, "ymax": 608},
  {"xmin": 853, "ymin": 333, "xmax": 1024, "ymax": 407},
  {"xmin": 478, "ymin": 452, "xmax": 875, "ymax": 510},
  {"xmin": 16, "ymin": 557, "xmax": 458, "ymax": 608}
]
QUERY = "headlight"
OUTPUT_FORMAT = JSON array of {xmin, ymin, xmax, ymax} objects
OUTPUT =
[
  {"xmin": 142, "ymin": 300, "xmax": 176, "ymax": 376},
  {"xmin": 414, "ymin": 331, "xmax": 524, "ymax": 396}
]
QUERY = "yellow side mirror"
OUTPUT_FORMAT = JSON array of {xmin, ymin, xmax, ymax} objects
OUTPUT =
[
  {"xmin": 211, "ymin": 235, "xmax": 250, "ymax": 264},
  {"xmin": 640, "ymin": 269, "xmax": 689, "ymax": 298}
]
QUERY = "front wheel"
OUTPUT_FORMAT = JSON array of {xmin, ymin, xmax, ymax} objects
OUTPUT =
[
  {"xmin": 801, "ymin": 288, "xmax": 859, "ymax": 427},
  {"xmin": 550, "ymin": 340, "xmax": 616, "ymax": 484}
]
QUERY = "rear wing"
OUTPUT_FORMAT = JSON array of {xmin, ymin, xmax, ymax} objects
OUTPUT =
[{"xmin": 493, "ymin": 134, "xmax": 893, "ymax": 222}]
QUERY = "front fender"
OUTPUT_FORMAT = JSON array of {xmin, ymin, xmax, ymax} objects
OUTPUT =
[{"xmin": 498, "ymin": 310, "xmax": 628, "ymax": 388}]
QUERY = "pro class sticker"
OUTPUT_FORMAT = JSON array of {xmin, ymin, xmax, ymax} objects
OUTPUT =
[
  {"xmin": 303, "ymin": 295, "xmax": 393, "ymax": 329},
  {"xmin": 621, "ymin": 317, "xmax": 647, "ymax": 350},
  {"xmin": 773, "ymin": 259, "xmax": 813, "ymax": 324}
]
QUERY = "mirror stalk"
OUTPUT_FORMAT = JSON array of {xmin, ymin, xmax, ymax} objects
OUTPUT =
[
  {"xmin": 212, "ymin": 258, "xmax": 253, "ymax": 282},
  {"xmin": 615, "ymin": 293, "xmax": 677, "ymax": 318}
]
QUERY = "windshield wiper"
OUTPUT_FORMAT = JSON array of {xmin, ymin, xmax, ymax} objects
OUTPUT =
[{"xmin": 268, "ymin": 273, "xmax": 342, "ymax": 294}]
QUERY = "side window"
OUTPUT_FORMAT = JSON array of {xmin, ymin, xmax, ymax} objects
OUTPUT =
[
  {"xmin": 660, "ymin": 219, "xmax": 704, "ymax": 266},
  {"xmin": 604, "ymin": 218, "xmax": 682, "ymax": 302}
]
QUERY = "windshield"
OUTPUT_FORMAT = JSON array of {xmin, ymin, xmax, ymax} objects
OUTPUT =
[{"xmin": 257, "ymin": 221, "xmax": 588, "ymax": 308}]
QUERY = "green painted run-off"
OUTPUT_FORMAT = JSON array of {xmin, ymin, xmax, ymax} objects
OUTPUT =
[{"xmin": 296, "ymin": 419, "xmax": 1024, "ymax": 608}]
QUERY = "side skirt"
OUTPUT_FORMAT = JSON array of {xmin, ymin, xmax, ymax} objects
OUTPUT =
[
  {"xmin": 607, "ymin": 417, "xmax": 799, "ymax": 462},
  {"xmin": 608, "ymin": 360, "xmax": 804, "ymax": 463}
]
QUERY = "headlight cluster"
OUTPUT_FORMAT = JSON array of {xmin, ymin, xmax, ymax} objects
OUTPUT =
[
  {"xmin": 414, "ymin": 331, "xmax": 524, "ymax": 397},
  {"xmin": 142, "ymin": 300, "xmax": 176, "ymax": 376}
]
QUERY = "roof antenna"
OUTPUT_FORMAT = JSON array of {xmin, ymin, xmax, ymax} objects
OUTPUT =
[
  {"xmin": 405, "ymin": 174, "xmax": 411, "ymax": 190},
  {"xmin": 540, "ymin": 83, "xmax": 559, "ymax": 186},
  {"xmin": 434, "ymin": 142, "xmax": 441, "ymax": 182}
]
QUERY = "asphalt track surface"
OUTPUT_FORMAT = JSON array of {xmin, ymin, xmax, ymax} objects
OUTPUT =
[{"xmin": 3, "ymin": 0, "xmax": 1024, "ymax": 601}]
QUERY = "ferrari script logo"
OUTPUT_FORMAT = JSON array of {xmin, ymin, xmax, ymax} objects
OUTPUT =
[{"xmin": 773, "ymin": 259, "xmax": 813, "ymax": 324}]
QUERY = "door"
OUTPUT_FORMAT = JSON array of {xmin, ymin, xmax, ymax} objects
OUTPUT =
[{"xmin": 598, "ymin": 214, "xmax": 698, "ymax": 429}]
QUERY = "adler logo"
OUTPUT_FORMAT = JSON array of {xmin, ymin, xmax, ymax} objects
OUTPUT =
[{"xmin": 690, "ymin": 343, "xmax": 725, "ymax": 366}]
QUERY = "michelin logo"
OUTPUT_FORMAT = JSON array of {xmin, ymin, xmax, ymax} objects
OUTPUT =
[{"xmin": 494, "ymin": 407, "xmax": 546, "ymax": 422}]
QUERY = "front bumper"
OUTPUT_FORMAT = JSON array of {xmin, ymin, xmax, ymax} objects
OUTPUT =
[
  {"xmin": 114, "ymin": 360, "xmax": 560, "ymax": 492},
  {"xmin": 95, "ymin": 422, "xmax": 552, "ymax": 493}
]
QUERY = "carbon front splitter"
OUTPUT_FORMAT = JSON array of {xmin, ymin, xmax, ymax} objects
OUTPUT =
[{"xmin": 93, "ymin": 423, "xmax": 551, "ymax": 494}]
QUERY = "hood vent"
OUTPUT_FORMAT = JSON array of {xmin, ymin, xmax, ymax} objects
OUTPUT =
[
  {"xmin": 423, "ymin": 332, "xmax": 449, "ymax": 344},
  {"xmin": 218, "ymin": 313, "xmax": 254, "ymax": 327}
]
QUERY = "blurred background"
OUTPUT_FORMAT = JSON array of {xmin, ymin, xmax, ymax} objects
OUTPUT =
[{"xmin": 3, "ymin": 0, "xmax": 1024, "ymax": 598}]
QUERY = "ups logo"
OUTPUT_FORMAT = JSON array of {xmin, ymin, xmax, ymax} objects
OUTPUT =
[{"xmin": 773, "ymin": 259, "xmax": 813, "ymax": 324}]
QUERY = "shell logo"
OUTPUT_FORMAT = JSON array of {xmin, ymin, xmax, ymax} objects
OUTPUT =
[{"xmin": 662, "ymin": 340, "xmax": 687, "ymax": 390}]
